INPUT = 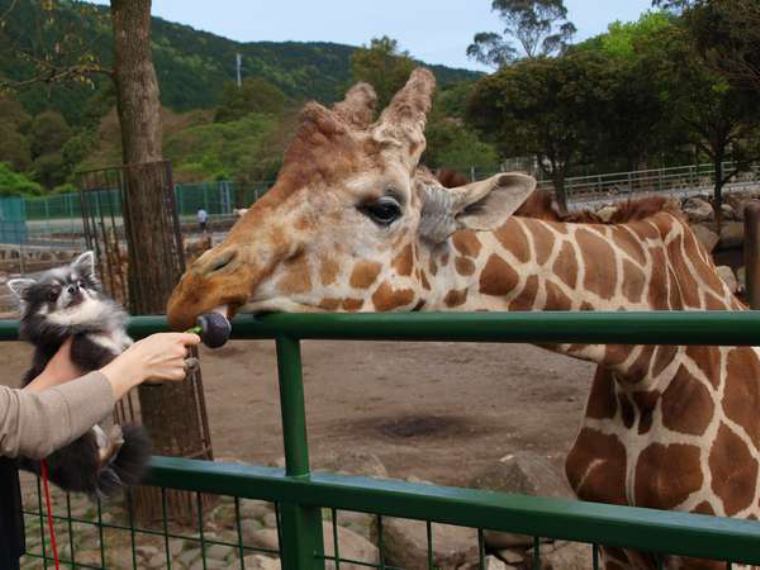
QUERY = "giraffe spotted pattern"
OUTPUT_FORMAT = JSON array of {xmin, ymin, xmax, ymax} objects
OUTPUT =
[{"xmin": 167, "ymin": 69, "xmax": 759, "ymax": 570}]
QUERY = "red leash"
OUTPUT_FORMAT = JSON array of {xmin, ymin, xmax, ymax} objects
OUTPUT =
[{"xmin": 40, "ymin": 460, "xmax": 61, "ymax": 570}]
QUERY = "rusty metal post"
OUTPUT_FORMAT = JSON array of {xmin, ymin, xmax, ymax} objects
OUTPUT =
[{"xmin": 744, "ymin": 202, "xmax": 760, "ymax": 309}]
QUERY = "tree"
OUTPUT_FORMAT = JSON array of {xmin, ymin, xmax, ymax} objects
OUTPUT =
[
  {"xmin": 467, "ymin": 51, "xmax": 617, "ymax": 212},
  {"xmin": 214, "ymin": 77, "xmax": 287, "ymax": 122},
  {"xmin": 653, "ymin": 0, "xmax": 760, "ymax": 93},
  {"xmin": 29, "ymin": 110, "xmax": 72, "ymax": 158},
  {"xmin": 350, "ymin": 36, "xmax": 415, "ymax": 108},
  {"xmin": 467, "ymin": 0, "xmax": 576, "ymax": 68},
  {"xmin": 651, "ymin": 22, "xmax": 760, "ymax": 228}
]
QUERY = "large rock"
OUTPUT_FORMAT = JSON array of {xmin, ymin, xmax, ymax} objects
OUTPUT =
[
  {"xmin": 460, "ymin": 554, "xmax": 516, "ymax": 570},
  {"xmin": 683, "ymin": 197, "xmax": 714, "ymax": 222},
  {"xmin": 315, "ymin": 451, "xmax": 389, "ymax": 478},
  {"xmin": 244, "ymin": 522, "xmax": 378, "ymax": 570},
  {"xmin": 530, "ymin": 541, "xmax": 594, "ymax": 570},
  {"xmin": 716, "ymin": 266, "xmax": 738, "ymax": 294},
  {"xmin": 469, "ymin": 453, "xmax": 573, "ymax": 548},
  {"xmin": 242, "ymin": 555, "xmax": 280, "ymax": 570},
  {"xmin": 721, "ymin": 203, "xmax": 736, "ymax": 221},
  {"xmin": 691, "ymin": 224, "xmax": 719, "ymax": 253},
  {"xmin": 720, "ymin": 221, "xmax": 745, "ymax": 248},
  {"xmin": 315, "ymin": 452, "xmax": 387, "ymax": 540},
  {"xmin": 382, "ymin": 518, "xmax": 479, "ymax": 570}
]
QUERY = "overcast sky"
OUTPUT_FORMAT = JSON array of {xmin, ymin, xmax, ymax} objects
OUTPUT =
[{"xmin": 91, "ymin": 1, "xmax": 654, "ymax": 70}]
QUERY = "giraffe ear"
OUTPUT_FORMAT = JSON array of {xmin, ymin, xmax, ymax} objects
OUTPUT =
[
  {"xmin": 453, "ymin": 173, "xmax": 537, "ymax": 231},
  {"xmin": 419, "ymin": 173, "xmax": 536, "ymax": 243}
]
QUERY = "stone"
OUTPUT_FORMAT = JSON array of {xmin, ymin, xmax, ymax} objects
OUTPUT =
[
  {"xmin": 324, "ymin": 524, "xmax": 379, "ymax": 570},
  {"xmin": 263, "ymin": 512, "xmax": 279, "ymax": 528},
  {"xmin": 242, "ymin": 554, "xmax": 281, "ymax": 570},
  {"xmin": 683, "ymin": 197, "xmax": 714, "ymax": 222},
  {"xmin": 148, "ymin": 553, "xmax": 166, "ymax": 568},
  {"xmin": 137, "ymin": 545, "xmax": 160, "ymax": 559},
  {"xmin": 239, "ymin": 499, "xmax": 275, "ymax": 521},
  {"xmin": 241, "ymin": 518, "xmax": 264, "ymax": 541},
  {"xmin": 721, "ymin": 203, "xmax": 736, "ymax": 221},
  {"xmin": 459, "ymin": 554, "xmax": 513, "ymax": 570},
  {"xmin": 691, "ymin": 223, "xmax": 719, "ymax": 253},
  {"xmin": 315, "ymin": 451, "xmax": 389, "ymax": 479},
  {"xmin": 178, "ymin": 547, "xmax": 202, "ymax": 566},
  {"xmin": 170, "ymin": 538, "xmax": 186, "ymax": 557},
  {"xmin": 244, "ymin": 522, "xmax": 378, "ymax": 569},
  {"xmin": 497, "ymin": 549, "xmax": 526, "ymax": 564},
  {"xmin": 189, "ymin": 558, "xmax": 227, "ymax": 570},
  {"xmin": 720, "ymin": 221, "xmax": 745, "ymax": 248},
  {"xmin": 469, "ymin": 452, "xmax": 572, "ymax": 549},
  {"xmin": 206, "ymin": 543, "xmax": 236, "ymax": 561},
  {"xmin": 716, "ymin": 266, "xmax": 738, "ymax": 293},
  {"xmin": 531, "ymin": 541, "xmax": 594, "ymax": 569},
  {"xmin": 245, "ymin": 528, "xmax": 280, "ymax": 552},
  {"xmin": 336, "ymin": 509, "xmax": 377, "ymax": 541},
  {"xmin": 382, "ymin": 518, "xmax": 478, "ymax": 570}
]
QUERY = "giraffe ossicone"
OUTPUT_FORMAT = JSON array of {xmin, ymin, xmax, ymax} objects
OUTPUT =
[{"xmin": 167, "ymin": 68, "xmax": 760, "ymax": 570}]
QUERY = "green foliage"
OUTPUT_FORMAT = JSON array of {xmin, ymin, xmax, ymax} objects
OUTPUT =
[
  {"xmin": 0, "ymin": 162, "xmax": 42, "ymax": 196},
  {"xmin": 593, "ymin": 12, "xmax": 672, "ymax": 59},
  {"xmin": 214, "ymin": 78, "xmax": 287, "ymax": 123},
  {"xmin": 32, "ymin": 151, "xmax": 68, "ymax": 189},
  {"xmin": 350, "ymin": 37, "xmax": 416, "ymax": 109},
  {"xmin": 424, "ymin": 116, "xmax": 500, "ymax": 171},
  {"xmin": 29, "ymin": 111, "xmax": 72, "ymax": 158},
  {"xmin": 164, "ymin": 112, "xmax": 280, "ymax": 182}
]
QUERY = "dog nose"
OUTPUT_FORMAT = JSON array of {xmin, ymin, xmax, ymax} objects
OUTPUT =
[{"xmin": 68, "ymin": 283, "xmax": 79, "ymax": 294}]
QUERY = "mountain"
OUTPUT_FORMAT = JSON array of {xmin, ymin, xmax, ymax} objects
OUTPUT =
[{"xmin": 0, "ymin": 1, "xmax": 482, "ymax": 124}]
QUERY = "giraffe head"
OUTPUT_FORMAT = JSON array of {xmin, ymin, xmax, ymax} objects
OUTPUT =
[{"xmin": 167, "ymin": 68, "xmax": 536, "ymax": 329}]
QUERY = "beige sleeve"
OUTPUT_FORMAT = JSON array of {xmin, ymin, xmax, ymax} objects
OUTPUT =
[{"xmin": 0, "ymin": 371, "xmax": 115, "ymax": 459}]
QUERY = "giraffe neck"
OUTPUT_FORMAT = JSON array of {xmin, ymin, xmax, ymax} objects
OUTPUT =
[{"xmin": 423, "ymin": 212, "xmax": 739, "ymax": 382}]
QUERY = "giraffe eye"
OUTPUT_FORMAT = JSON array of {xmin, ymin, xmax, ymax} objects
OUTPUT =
[{"xmin": 359, "ymin": 196, "xmax": 402, "ymax": 227}]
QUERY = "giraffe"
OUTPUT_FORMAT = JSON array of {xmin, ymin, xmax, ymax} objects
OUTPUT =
[{"xmin": 166, "ymin": 68, "xmax": 760, "ymax": 570}]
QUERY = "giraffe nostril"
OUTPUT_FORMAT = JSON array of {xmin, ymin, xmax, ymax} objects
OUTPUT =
[{"xmin": 206, "ymin": 250, "xmax": 237, "ymax": 274}]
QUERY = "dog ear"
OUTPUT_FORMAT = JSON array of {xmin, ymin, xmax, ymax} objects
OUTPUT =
[
  {"xmin": 8, "ymin": 278, "xmax": 36, "ymax": 300},
  {"xmin": 72, "ymin": 251, "xmax": 99, "ymax": 285}
]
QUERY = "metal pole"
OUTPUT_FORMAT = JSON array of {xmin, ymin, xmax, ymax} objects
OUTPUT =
[
  {"xmin": 275, "ymin": 336, "xmax": 325, "ymax": 570},
  {"xmin": 744, "ymin": 202, "xmax": 760, "ymax": 309}
]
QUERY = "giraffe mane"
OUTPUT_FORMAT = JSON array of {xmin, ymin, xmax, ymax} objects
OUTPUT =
[{"xmin": 432, "ymin": 169, "xmax": 682, "ymax": 225}]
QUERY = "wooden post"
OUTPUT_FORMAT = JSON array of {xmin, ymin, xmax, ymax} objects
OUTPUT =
[{"xmin": 744, "ymin": 202, "xmax": 760, "ymax": 309}]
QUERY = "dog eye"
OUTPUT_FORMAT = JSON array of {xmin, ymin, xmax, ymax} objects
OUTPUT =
[
  {"xmin": 359, "ymin": 196, "xmax": 402, "ymax": 227},
  {"xmin": 47, "ymin": 289, "xmax": 59, "ymax": 302}
]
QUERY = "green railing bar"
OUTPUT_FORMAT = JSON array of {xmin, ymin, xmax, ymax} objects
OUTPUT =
[
  {"xmin": 275, "ymin": 336, "xmax": 325, "ymax": 570},
  {"xmin": 146, "ymin": 457, "xmax": 760, "ymax": 564},
  {"xmin": 3, "ymin": 311, "xmax": 760, "ymax": 345},
  {"xmin": 138, "ymin": 311, "xmax": 760, "ymax": 345}
]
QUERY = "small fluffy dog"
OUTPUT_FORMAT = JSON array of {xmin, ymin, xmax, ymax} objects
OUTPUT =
[{"xmin": 8, "ymin": 251, "xmax": 150, "ymax": 498}]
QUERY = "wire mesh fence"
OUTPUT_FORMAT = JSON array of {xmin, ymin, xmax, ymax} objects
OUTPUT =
[{"xmin": 11, "ymin": 312, "xmax": 760, "ymax": 569}]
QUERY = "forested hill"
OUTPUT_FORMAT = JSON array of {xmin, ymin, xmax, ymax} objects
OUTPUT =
[
  {"xmin": 152, "ymin": 18, "xmax": 480, "ymax": 109},
  {"xmin": 0, "ymin": 0, "xmax": 480, "ymax": 123}
]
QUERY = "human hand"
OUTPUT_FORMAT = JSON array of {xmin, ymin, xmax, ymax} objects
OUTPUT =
[
  {"xmin": 25, "ymin": 338, "xmax": 84, "ymax": 393},
  {"xmin": 100, "ymin": 332, "xmax": 201, "ymax": 399}
]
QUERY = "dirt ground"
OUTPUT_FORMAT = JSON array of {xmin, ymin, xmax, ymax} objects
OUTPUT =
[{"xmin": 0, "ymin": 338, "xmax": 595, "ymax": 488}]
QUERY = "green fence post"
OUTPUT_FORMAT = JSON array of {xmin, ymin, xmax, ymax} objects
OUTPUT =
[{"xmin": 275, "ymin": 336, "xmax": 325, "ymax": 570}]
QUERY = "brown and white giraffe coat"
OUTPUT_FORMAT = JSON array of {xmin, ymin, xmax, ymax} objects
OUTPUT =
[{"xmin": 167, "ymin": 69, "xmax": 760, "ymax": 570}]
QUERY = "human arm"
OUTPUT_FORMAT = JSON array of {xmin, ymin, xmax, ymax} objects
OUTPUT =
[{"xmin": 1, "ymin": 332, "xmax": 200, "ymax": 458}]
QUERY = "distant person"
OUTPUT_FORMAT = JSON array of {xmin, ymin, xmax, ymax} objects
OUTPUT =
[{"xmin": 197, "ymin": 208, "xmax": 208, "ymax": 233}]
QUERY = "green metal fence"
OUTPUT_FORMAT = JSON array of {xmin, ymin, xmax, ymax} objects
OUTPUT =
[{"xmin": 9, "ymin": 312, "xmax": 760, "ymax": 569}]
